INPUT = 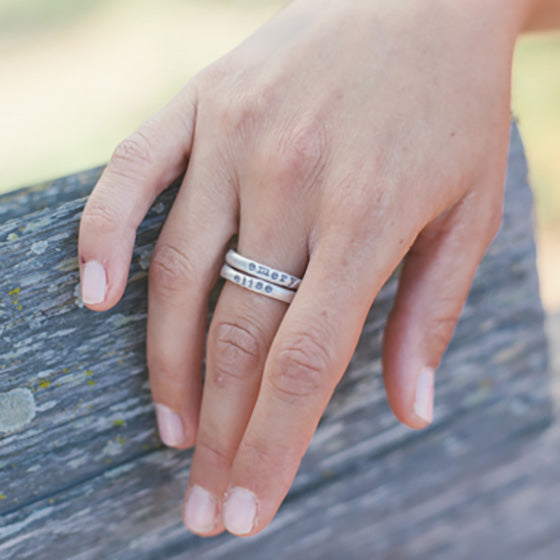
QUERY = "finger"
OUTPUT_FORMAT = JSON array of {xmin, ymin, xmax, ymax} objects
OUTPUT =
[
  {"xmin": 147, "ymin": 146, "xmax": 237, "ymax": 452},
  {"xmin": 182, "ymin": 203, "xmax": 309, "ymax": 536},
  {"xmin": 221, "ymin": 230, "xmax": 402, "ymax": 537},
  {"xmin": 382, "ymin": 187, "xmax": 503, "ymax": 429},
  {"xmin": 78, "ymin": 85, "xmax": 198, "ymax": 310}
]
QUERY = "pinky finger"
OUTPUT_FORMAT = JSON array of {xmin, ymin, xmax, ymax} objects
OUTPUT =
[{"xmin": 382, "ymin": 187, "xmax": 503, "ymax": 428}]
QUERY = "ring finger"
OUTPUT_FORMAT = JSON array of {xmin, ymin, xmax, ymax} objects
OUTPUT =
[{"xmin": 182, "ymin": 195, "xmax": 309, "ymax": 536}]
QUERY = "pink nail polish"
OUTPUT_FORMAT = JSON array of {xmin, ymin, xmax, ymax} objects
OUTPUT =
[
  {"xmin": 183, "ymin": 485, "xmax": 217, "ymax": 534},
  {"xmin": 223, "ymin": 487, "xmax": 258, "ymax": 535},
  {"xmin": 81, "ymin": 260, "xmax": 107, "ymax": 304},
  {"xmin": 414, "ymin": 367, "xmax": 435, "ymax": 424},
  {"xmin": 155, "ymin": 404, "xmax": 185, "ymax": 447}
]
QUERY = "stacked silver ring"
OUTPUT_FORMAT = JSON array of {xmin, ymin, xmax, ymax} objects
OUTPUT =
[{"xmin": 220, "ymin": 249, "xmax": 302, "ymax": 303}]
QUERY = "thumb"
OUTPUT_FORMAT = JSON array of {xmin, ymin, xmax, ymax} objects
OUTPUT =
[{"xmin": 382, "ymin": 187, "xmax": 503, "ymax": 429}]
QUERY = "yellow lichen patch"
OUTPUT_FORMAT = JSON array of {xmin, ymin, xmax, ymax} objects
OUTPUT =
[
  {"xmin": 17, "ymin": 304, "xmax": 22, "ymax": 311},
  {"xmin": 8, "ymin": 288, "xmax": 20, "ymax": 296},
  {"xmin": 85, "ymin": 370, "xmax": 94, "ymax": 376},
  {"xmin": 12, "ymin": 300, "xmax": 18, "ymax": 305},
  {"xmin": 113, "ymin": 419, "xmax": 125, "ymax": 427},
  {"xmin": 87, "ymin": 380, "xmax": 96, "ymax": 386},
  {"xmin": 62, "ymin": 368, "xmax": 68, "ymax": 374},
  {"xmin": 49, "ymin": 498, "xmax": 54, "ymax": 504},
  {"xmin": 0, "ymin": 494, "xmax": 5, "ymax": 500},
  {"xmin": 38, "ymin": 380, "xmax": 51, "ymax": 389},
  {"xmin": 118, "ymin": 359, "xmax": 125, "ymax": 366},
  {"xmin": 115, "ymin": 436, "xmax": 127, "ymax": 445}
]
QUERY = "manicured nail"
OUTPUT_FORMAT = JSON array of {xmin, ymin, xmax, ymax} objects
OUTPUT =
[
  {"xmin": 414, "ymin": 367, "xmax": 434, "ymax": 424},
  {"xmin": 81, "ymin": 260, "xmax": 107, "ymax": 304},
  {"xmin": 154, "ymin": 403, "xmax": 185, "ymax": 447},
  {"xmin": 183, "ymin": 485, "xmax": 217, "ymax": 534},
  {"xmin": 223, "ymin": 487, "xmax": 258, "ymax": 536}
]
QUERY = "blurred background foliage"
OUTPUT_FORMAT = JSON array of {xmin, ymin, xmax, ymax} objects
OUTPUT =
[{"xmin": 0, "ymin": 0, "xmax": 559, "ymax": 307}]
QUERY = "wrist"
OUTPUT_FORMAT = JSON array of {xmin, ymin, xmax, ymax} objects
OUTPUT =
[{"xmin": 474, "ymin": 0, "xmax": 546, "ymax": 36}]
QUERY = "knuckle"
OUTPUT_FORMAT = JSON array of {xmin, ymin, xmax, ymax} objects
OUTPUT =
[
  {"xmin": 428, "ymin": 311, "xmax": 460, "ymax": 358},
  {"xmin": 321, "ymin": 173, "xmax": 392, "ymax": 244},
  {"xmin": 149, "ymin": 243, "xmax": 199, "ymax": 297},
  {"xmin": 111, "ymin": 130, "xmax": 154, "ymax": 169},
  {"xmin": 209, "ymin": 320, "xmax": 264, "ymax": 388},
  {"xmin": 270, "ymin": 331, "xmax": 331, "ymax": 401},
  {"xmin": 221, "ymin": 89, "xmax": 270, "ymax": 142},
  {"xmin": 271, "ymin": 118, "xmax": 330, "ymax": 192},
  {"xmin": 238, "ymin": 437, "xmax": 297, "ymax": 473},
  {"xmin": 196, "ymin": 436, "xmax": 236, "ymax": 471},
  {"xmin": 148, "ymin": 360, "xmax": 184, "ymax": 388},
  {"xmin": 81, "ymin": 199, "xmax": 122, "ymax": 235}
]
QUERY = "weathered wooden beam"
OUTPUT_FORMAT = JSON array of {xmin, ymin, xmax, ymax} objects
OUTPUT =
[{"xmin": 0, "ymin": 123, "xmax": 555, "ymax": 559}]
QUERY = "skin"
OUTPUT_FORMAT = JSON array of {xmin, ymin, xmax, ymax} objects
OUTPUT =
[{"xmin": 78, "ymin": 0, "xmax": 550, "ymax": 538}]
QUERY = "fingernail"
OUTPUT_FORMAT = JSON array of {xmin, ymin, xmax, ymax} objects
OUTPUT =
[
  {"xmin": 223, "ymin": 487, "xmax": 258, "ymax": 536},
  {"xmin": 183, "ymin": 485, "xmax": 217, "ymax": 534},
  {"xmin": 414, "ymin": 367, "xmax": 434, "ymax": 424},
  {"xmin": 154, "ymin": 403, "xmax": 185, "ymax": 447},
  {"xmin": 81, "ymin": 260, "xmax": 107, "ymax": 304}
]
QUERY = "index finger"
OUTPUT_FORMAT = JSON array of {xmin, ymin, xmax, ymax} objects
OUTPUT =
[{"xmin": 78, "ymin": 85, "xmax": 198, "ymax": 309}]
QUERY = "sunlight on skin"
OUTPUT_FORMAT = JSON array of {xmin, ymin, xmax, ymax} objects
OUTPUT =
[{"xmin": 0, "ymin": 1, "xmax": 559, "ymax": 311}]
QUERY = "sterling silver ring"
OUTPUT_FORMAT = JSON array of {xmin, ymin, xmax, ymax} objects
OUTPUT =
[
  {"xmin": 225, "ymin": 249, "xmax": 302, "ymax": 290},
  {"xmin": 220, "ymin": 264, "xmax": 297, "ymax": 303}
]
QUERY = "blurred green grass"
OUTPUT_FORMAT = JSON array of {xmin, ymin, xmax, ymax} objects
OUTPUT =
[
  {"xmin": 513, "ymin": 33, "xmax": 560, "ymax": 230},
  {"xmin": 0, "ymin": 0, "xmax": 101, "ymax": 35},
  {"xmin": 0, "ymin": 0, "xmax": 285, "ymax": 192}
]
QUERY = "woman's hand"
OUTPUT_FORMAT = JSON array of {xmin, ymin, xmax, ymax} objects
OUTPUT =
[{"xmin": 78, "ymin": 0, "xmax": 534, "ymax": 537}]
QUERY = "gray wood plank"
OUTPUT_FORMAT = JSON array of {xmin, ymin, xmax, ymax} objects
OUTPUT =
[{"xmin": 0, "ymin": 123, "xmax": 555, "ymax": 559}]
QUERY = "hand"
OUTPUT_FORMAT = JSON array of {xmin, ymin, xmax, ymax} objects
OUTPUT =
[{"xmin": 78, "ymin": 0, "xmax": 532, "ymax": 537}]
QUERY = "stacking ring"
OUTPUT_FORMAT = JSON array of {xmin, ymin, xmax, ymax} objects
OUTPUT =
[
  {"xmin": 220, "ymin": 264, "xmax": 297, "ymax": 303},
  {"xmin": 225, "ymin": 249, "xmax": 302, "ymax": 290}
]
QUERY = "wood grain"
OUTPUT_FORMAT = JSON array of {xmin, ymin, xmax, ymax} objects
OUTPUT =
[{"xmin": 0, "ymin": 123, "xmax": 557, "ymax": 559}]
